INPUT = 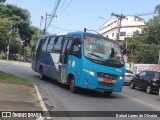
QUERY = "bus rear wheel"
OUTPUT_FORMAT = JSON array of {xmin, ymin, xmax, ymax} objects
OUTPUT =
[
  {"xmin": 39, "ymin": 67, "xmax": 45, "ymax": 80},
  {"xmin": 69, "ymin": 76, "xmax": 78, "ymax": 93}
]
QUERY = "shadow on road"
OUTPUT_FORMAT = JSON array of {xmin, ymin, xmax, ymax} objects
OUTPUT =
[
  {"xmin": 34, "ymin": 75, "xmax": 125, "ymax": 99},
  {"xmin": 123, "ymin": 85, "xmax": 159, "ymax": 95}
]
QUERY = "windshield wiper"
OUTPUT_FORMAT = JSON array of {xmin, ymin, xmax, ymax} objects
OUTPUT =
[
  {"xmin": 106, "ymin": 59, "xmax": 124, "ymax": 66},
  {"xmin": 88, "ymin": 53, "xmax": 102, "ymax": 59}
]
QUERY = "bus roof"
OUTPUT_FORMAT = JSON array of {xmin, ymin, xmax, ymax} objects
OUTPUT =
[
  {"xmin": 38, "ymin": 34, "xmax": 56, "ymax": 38},
  {"xmin": 38, "ymin": 32, "xmax": 117, "ymax": 44}
]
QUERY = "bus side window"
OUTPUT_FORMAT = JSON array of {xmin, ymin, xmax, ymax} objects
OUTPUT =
[
  {"xmin": 53, "ymin": 36, "xmax": 64, "ymax": 52},
  {"xmin": 70, "ymin": 39, "xmax": 81, "ymax": 58},
  {"xmin": 42, "ymin": 37, "xmax": 50, "ymax": 51},
  {"xmin": 46, "ymin": 36, "xmax": 56, "ymax": 52},
  {"xmin": 34, "ymin": 38, "xmax": 40, "ymax": 52}
]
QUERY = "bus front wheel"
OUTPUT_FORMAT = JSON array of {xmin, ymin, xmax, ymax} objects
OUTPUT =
[{"xmin": 69, "ymin": 76, "xmax": 78, "ymax": 93}]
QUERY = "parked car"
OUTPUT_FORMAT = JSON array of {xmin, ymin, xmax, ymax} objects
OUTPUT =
[
  {"xmin": 124, "ymin": 69, "xmax": 134, "ymax": 85},
  {"xmin": 130, "ymin": 70, "xmax": 160, "ymax": 94}
]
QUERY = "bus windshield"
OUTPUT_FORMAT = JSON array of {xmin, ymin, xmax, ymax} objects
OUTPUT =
[{"xmin": 84, "ymin": 35, "xmax": 125, "ymax": 68}]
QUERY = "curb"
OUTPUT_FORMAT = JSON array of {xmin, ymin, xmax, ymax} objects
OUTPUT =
[{"xmin": 35, "ymin": 85, "xmax": 52, "ymax": 120}]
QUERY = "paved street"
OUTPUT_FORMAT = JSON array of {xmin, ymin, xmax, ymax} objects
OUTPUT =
[{"xmin": 0, "ymin": 61, "xmax": 160, "ymax": 120}]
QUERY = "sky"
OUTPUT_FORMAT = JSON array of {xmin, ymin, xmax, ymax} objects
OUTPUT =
[{"xmin": 5, "ymin": 0, "xmax": 160, "ymax": 34}]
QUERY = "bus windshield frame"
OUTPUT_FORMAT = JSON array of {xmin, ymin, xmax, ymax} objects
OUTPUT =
[{"xmin": 83, "ymin": 33, "xmax": 125, "ymax": 68}]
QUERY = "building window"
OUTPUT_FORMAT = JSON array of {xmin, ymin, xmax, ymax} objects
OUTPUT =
[{"xmin": 119, "ymin": 32, "xmax": 126, "ymax": 36}]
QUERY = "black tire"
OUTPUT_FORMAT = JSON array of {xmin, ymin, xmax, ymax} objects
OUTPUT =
[
  {"xmin": 130, "ymin": 81, "xmax": 135, "ymax": 89},
  {"xmin": 146, "ymin": 85, "xmax": 152, "ymax": 94},
  {"xmin": 69, "ymin": 76, "xmax": 78, "ymax": 93},
  {"xmin": 104, "ymin": 91, "xmax": 112, "ymax": 96},
  {"xmin": 39, "ymin": 67, "xmax": 45, "ymax": 80}
]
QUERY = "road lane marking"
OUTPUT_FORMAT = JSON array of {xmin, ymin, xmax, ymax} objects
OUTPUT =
[
  {"xmin": 35, "ymin": 85, "xmax": 51, "ymax": 119},
  {"xmin": 120, "ymin": 93, "xmax": 160, "ymax": 111}
]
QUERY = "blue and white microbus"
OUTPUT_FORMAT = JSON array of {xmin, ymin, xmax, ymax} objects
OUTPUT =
[{"xmin": 31, "ymin": 32, "xmax": 125, "ymax": 95}]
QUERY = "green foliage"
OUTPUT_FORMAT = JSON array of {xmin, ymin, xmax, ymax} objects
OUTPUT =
[
  {"xmin": 0, "ymin": 3, "xmax": 40, "ymax": 59},
  {"xmin": 126, "ymin": 10, "xmax": 160, "ymax": 64},
  {"xmin": 0, "ymin": 54, "xmax": 6, "ymax": 60},
  {"xmin": 154, "ymin": 4, "xmax": 160, "ymax": 16},
  {"xmin": 29, "ymin": 26, "xmax": 41, "ymax": 47},
  {"xmin": 133, "ymin": 44, "xmax": 160, "ymax": 64},
  {"xmin": 0, "ymin": 71, "xmax": 33, "ymax": 87},
  {"xmin": 0, "ymin": 18, "xmax": 13, "ymax": 51}
]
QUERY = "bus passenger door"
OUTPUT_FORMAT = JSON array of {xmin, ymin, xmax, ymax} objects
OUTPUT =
[
  {"xmin": 60, "ymin": 37, "xmax": 73, "ymax": 82},
  {"xmin": 32, "ymin": 37, "xmax": 44, "ymax": 72}
]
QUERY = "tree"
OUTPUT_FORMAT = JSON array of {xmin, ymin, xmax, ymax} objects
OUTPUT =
[
  {"xmin": 2, "ymin": 4, "xmax": 32, "ymax": 43},
  {"xmin": 133, "ymin": 44, "xmax": 160, "ymax": 64},
  {"xmin": 154, "ymin": 4, "xmax": 160, "ymax": 16},
  {"xmin": 0, "ymin": 4, "xmax": 34, "ymax": 58},
  {"xmin": 0, "ymin": 18, "xmax": 13, "ymax": 51},
  {"xmin": 125, "ymin": 4, "xmax": 160, "ymax": 64},
  {"xmin": 0, "ymin": 3, "xmax": 42, "ymax": 60},
  {"xmin": 29, "ymin": 26, "xmax": 43, "ymax": 47}
]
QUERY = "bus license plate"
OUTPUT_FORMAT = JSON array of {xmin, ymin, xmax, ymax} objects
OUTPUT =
[{"xmin": 104, "ymin": 79, "xmax": 112, "ymax": 83}]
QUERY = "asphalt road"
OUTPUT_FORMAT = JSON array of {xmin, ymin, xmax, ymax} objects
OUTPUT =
[{"xmin": 0, "ymin": 61, "xmax": 160, "ymax": 120}]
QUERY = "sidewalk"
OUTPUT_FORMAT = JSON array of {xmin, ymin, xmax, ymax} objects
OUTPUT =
[
  {"xmin": 0, "ymin": 60, "xmax": 31, "ymax": 67},
  {"xmin": 0, "ymin": 83, "xmax": 46, "ymax": 120},
  {"xmin": 0, "ymin": 83, "xmax": 42, "ymax": 111}
]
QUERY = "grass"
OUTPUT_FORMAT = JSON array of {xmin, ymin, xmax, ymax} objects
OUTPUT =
[{"xmin": 0, "ymin": 71, "xmax": 33, "ymax": 87}]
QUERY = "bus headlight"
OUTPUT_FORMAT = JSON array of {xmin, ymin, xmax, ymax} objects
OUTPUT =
[
  {"xmin": 119, "ymin": 76, "xmax": 124, "ymax": 80},
  {"xmin": 83, "ymin": 69, "xmax": 94, "ymax": 76}
]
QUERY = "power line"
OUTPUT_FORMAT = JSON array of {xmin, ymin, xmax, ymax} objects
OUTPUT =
[
  {"xmin": 46, "ymin": 0, "xmax": 61, "ymax": 31},
  {"xmin": 49, "ymin": 24, "xmax": 80, "ymax": 32},
  {"xmin": 134, "ymin": 12, "xmax": 155, "ymax": 16},
  {"xmin": 57, "ymin": 0, "xmax": 67, "ymax": 13},
  {"xmin": 126, "ymin": 11, "xmax": 155, "ymax": 17},
  {"xmin": 55, "ymin": 17, "xmax": 59, "ymax": 33},
  {"xmin": 57, "ymin": 0, "xmax": 72, "ymax": 16}
]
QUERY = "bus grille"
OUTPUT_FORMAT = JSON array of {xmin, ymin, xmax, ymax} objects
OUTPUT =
[
  {"xmin": 97, "ymin": 72, "xmax": 117, "ymax": 87},
  {"xmin": 97, "ymin": 72, "xmax": 117, "ymax": 80},
  {"xmin": 98, "ymin": 82, "xmax": 115, "ymax": 87}
]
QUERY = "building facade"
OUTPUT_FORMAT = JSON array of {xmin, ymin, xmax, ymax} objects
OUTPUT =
[{"xmin": 99, "ymin": 16, "xmax": 146, "ymax": 41}]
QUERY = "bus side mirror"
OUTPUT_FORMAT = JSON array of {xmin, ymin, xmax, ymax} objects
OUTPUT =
[{"xmin": 110, "ymin": 48, "xmax": 115, "ymax": 57}]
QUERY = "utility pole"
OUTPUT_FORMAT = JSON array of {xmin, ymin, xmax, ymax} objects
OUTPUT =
[
  {"xmin": 38, "ymin": 16, "xmax": 44, "ymax": 37},
  {"xmin": 44, "ymin": 13, "xmax": 48, "ymax": 33},
  {"xmin": 111, "ymin": 13, "xmax": 125, "ymax": 41},
  {"xmin": 46, "ymin": 0, "xmax": 61, "ymax": 31}
]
